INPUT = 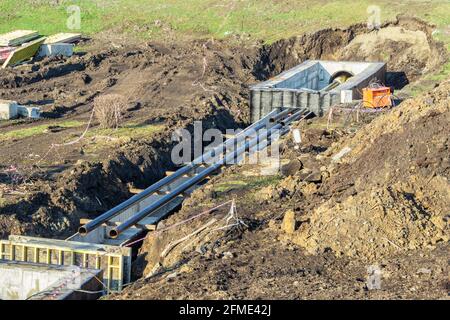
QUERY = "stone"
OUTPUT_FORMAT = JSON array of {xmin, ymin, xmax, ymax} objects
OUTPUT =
[
  {"xmin": 281, "ymin": 159, "xmax": 303, "ymax": 177},
  {"xmin": 416, "ymin": 268, "xmax": 432, "ymax": 275},
  {"xmin": 298, "ymin": 168, "xmax": 312, "ymax": 180},
  {"xmin": 222, "ymin": 251, "xmax": 234, "ymax": 260},
  {"xmin": 281, "ymin": 209, "xmax": 296, "ymax": 234},
  {"xmin": 304, "ymin": 171, "xmax": 322, "ymax": 183},
  {"xmin": 301, "ymin": 183, "xmax": 318, "ymax": 195},
  {"xmin": 180, "ymin": 264, "xmax": 194, "ymax": 274},
  {"xmin": 166, "ymin": 272, "xmax": 178, "ymax": 280},
  {"xmin": 332, "ymin": 146, "xmax": 352, "ymax": 162}
]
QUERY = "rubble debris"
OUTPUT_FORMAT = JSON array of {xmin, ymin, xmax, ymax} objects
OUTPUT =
[
  {"xmin": 0, "ymin": 30, "xmax": 39, "ymax": 46},
  {"xmin": 292, "ymin": 80, "xmax": 450, "ymax": 261}
]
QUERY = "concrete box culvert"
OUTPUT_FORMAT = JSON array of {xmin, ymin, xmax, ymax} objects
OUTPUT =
[
  {"xmin": 0, "ymin": 260, "xmax": 103, "ymax": 300},
  {"xmin": 250, "ymin": 60, "xmax": 386, "ymax": 122}
]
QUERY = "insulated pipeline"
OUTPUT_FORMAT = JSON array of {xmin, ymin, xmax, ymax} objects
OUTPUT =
[
  {"xmin": 78, "ymin": 109, "xmax": 284, "ymax": 235},
  {"xmin": 108, "ymin": 109, "xmax": 305, "ymax": 238}
]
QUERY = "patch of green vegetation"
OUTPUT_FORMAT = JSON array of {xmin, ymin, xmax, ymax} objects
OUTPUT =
[
  {"xmin": 0, "ymin": 0, "xmax": 448, "ymax": 44},
  {"xmin": 405, "ymin": 59, "xmax": 450, "ymax": 96},
  {"xmin": 87, "ymin": 122, "xmax": 165, "ymax": 139},
  {"xmin": 214, "ymin": 179, "xmax": 248, "ymax": 193},
  {"xmin": 0, "ymin": 120, "xmax": 83, "ymax": 141},
  {"xmin": 214, "ymin": 174, "xmax": 282, "ymax": 193},
  {"xmin": 0, "ymin": 1, "xmax": 448, "ymax": 96}
]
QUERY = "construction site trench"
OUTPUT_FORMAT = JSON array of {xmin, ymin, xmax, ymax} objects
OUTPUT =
[{"xmin": 0, "ymin": 16, "xmax": 448, "ymax": 299}]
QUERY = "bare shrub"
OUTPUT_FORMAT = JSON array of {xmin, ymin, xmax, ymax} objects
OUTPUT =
[{"xmin": 93, "ymin": 94, "xmax": 128, "ymax": 129}]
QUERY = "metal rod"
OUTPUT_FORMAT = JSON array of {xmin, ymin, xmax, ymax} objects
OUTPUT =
[
  {"xmin": 280, "ymin": 109, "xmax": 310, "ymax": 126},
  {"xmin": 78, "ymin": 109, "xmax": 282, "ymax": 235},
  {"xmin": 108, "ymin": 109, "xmax": 305, "ymax": 238},
  {"xmin": 269, "ymin": 108, "xmax": 293, "ymax": 123}
]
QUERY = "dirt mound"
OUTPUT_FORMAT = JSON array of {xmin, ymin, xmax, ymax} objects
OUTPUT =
[
  {"xmin": 289, "ymin": 79, "xmax": 450, "ymax": 260},
  {"xmin": 294, "ymin": 176, "xmax": 449, "ymax": 260},
  {"xmin": 255, "ymin": 16, "xmax": 447, "ymax": 87}
]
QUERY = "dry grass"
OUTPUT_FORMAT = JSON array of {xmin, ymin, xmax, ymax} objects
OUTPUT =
[{"xmin": 93, "ymin": 94, "xmax": 128, "ymax": 129}]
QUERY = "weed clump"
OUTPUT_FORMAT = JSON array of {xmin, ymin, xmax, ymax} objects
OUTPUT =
[{"xmin": 93, "ymin": 94, "xmax": 127, "ymax": 129}]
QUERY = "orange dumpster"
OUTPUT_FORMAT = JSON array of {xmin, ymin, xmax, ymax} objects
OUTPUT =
[{"xmin": 362, "ymin": 87, "xmax": 392, "ymax": 108}]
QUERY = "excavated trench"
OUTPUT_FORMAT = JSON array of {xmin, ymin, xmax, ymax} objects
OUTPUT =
[{"xmin": 0, "ymin": 17, "xmax": 447, "ymax": 289}]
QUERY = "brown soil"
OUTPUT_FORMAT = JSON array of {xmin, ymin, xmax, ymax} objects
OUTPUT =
[
  {"xmin": 0, "ymin": 17, "xmax": 448, "ymax": 299},
  {"xmin": 108, "ymin": 80, "xmax": 449, "ymax": 300},
  {"xmin": 290, "ymin": 79, "xmax": 450, "ymax": 261},
  {"xmin": 255, "ymin": 16, "xmax": 447, "ymax": 88},
  {"xmin": 0, "ymin": 39, "xmax": 259, "ymax": 238}
]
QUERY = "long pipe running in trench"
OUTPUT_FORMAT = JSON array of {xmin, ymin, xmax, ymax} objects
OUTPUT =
[
  {"xmin": 108, "ymin": 109, "xmax": 306, "ymax": 238},
  {"xmin": 79, "ymin": 109, "xmax": 282, "ymax": 235}
]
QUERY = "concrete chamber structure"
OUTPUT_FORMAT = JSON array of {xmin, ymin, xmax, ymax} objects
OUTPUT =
[
  {"xmin": 0, "ymin": 260, "xmax": 103, "ymax": 300},
  {"xmin": 250, "ymin": 60, "xmax": 386, "ymax": 122}
]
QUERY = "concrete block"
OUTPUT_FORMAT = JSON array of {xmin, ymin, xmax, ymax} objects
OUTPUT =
[
  {"xmin": 0, "ymin": 100, "xmax": 19, "ymax": 120},
  {"xmin": 341, "ymin": 90, "xmax": 353, "ymax": 103},
  {"xmin": 37, "ymin": 43, "xmax": 74, "ymax": 58},
  {"xmin": 17, "ymin": 105, "xmax": 41, "ymax": 119},
  {"xmin": 0, "ymin": 260, "xmax": 103, "ymax": 300},
  {"xmin": 250, "ymin": 60, "xmax": 386, "ymax": 121}
]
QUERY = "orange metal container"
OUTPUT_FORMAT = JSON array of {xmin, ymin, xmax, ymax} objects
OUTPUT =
[{"xmin": 362, "ymin": 87, "xmax": 392, "ymax": 108}]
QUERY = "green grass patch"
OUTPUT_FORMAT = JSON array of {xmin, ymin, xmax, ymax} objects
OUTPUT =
[
  {"xmin": 0, "ymin": 0, "xmax": 448, "ymax": 44},
  {"xmin": 0, "ymin": 120, "xmax": 83, "ymax": 141},
  {"xmin": 214, "ymin": 174, "xmax": 282, "ymax": 193},
  {"xmin": 86, "ymin": 122, "xmax": 165, "ymax": 139}
]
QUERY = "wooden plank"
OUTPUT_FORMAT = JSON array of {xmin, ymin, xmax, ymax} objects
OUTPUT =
[
  {"xmin": 135, "ymin": 222, "xmax": 157, "ymax": 231},
  {"xmin": 2, "ymin": 37, "xmax": 46, "ymax": 68},
  {"xmin": 0, "ymin": 30, "xmax": 39, "ymax": 46},
  {"xmin": 44, "ymin": 33, "xmax": 81, "ymax": 44},
  {"xmin": 129, "ymin": 187, "xmax": 144, "ymax": 194}
]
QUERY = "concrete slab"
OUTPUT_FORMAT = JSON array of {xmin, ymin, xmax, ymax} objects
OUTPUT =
[
  {"xmin": 38, "ymin": 43, "xmax": 74, "ymax": 58},
  {"xmin": 0, "ymin": 235, "xmax": 132, "ymax": 292},
  {"xmin": 0, "ymin": 30, "xmax": 39, "ymax": 46},
  {"xmin": 44, "ymin": 33, "xmax": 81, "ymax": 44},
  {"xmin": 0, "ymin": 260, "xmax": 103, "ymax": 300}
]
